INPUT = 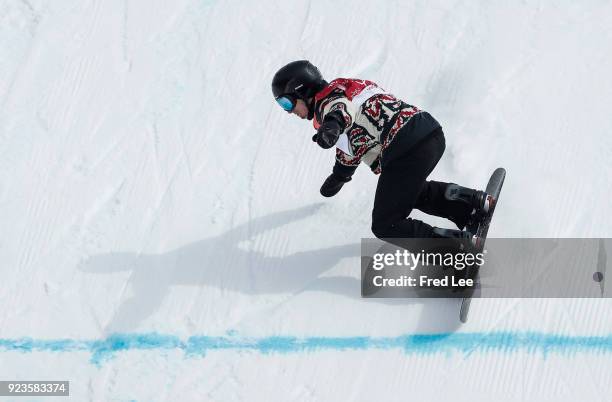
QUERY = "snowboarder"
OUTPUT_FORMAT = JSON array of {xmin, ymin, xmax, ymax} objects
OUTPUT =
[{"xmin": 271, "ymin": 60, "xmax": 492, "ymax": 244}]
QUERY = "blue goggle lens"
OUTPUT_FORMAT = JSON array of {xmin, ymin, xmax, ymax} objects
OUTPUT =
[{"xmin": 276, "ymin": 96, "xmax": 295, "ymax": 112}]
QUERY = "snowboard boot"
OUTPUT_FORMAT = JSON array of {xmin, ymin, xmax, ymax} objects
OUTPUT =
[
  {"xmin": 431, "ymin": 227, "xmax": 480, "ymax": 252},
  {"xmin": 444, "ymin": 184, "xmax": 494, "ymax": 233},
  {"xmin": 432, "ymin": 228, "xmax": 482, "ymax": 283}
]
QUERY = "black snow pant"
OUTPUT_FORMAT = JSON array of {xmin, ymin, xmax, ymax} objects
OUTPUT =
[{"xmin": 371, "ymin": 128, "xmax": 473, "ymax": 239}]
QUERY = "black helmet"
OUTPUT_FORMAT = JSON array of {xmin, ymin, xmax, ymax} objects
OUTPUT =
[{"xmin": 271, "ymin": 60, "xmax": 327, "ymax": 101}]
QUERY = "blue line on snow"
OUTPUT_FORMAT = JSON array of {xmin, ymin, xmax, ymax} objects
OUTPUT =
[{"xmin": 1, "ymin": 332, "xmax": 612, "ymax": 364}]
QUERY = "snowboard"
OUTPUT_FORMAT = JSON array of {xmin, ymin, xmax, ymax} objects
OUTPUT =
[{"xmin": 459, "ymin": 167, "xmax": 506, "ymax": 323}]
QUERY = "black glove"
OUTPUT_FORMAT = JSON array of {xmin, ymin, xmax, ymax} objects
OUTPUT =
[
  {"xmin": 312, "ymin": 111, "xmax": 345, "ymax": 149},
  {"xmin": 320, "ymin": 173, "xmax": 352, "ymax": 197},
  {"xmin": 312, "ymin": 127, "xmax": 340, "ymax": 149}
]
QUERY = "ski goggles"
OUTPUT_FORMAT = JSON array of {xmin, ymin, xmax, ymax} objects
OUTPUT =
[{"xmin": 275, "ymin": 94, "xmax": 296, "ymax": 113}]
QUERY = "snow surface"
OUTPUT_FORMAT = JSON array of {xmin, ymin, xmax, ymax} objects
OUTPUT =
[{"xmin": 1, "ymin": 0, "xmax": 612, "ymax": 400}]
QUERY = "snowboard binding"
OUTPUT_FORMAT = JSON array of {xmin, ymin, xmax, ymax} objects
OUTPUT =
[
  {"xmin": 431, "ymin": 227, "xmax": 480, "ymax": 252},
  {"xmin": 444, "ymin": 184, "xmax": 494, "ymax": 233}
]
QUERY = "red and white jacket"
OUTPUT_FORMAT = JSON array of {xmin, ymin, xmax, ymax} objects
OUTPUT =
[{"xmin": 313, "ymin": 78, "xmax": 438, "ymax": 176}]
